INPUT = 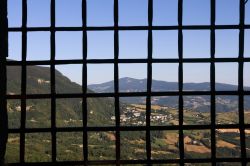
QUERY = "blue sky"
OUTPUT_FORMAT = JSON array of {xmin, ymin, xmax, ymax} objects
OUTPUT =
[{"xmin": 7, "ymin": 0, "xmax": 250, "ymax": 86}]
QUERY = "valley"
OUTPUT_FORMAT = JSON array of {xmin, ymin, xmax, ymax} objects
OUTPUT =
[
  {"xmin": 6, "ymin": 102, "xmax": 250, "ymax": 164},
  {"xmin": 5, "ymin": 64, "xmax": 250, "ymax": 165}
]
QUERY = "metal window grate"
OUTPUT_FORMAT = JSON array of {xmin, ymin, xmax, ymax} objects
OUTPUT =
[{"xmin": 0, "ymin": 0, "xmax": 250, "ymax": 165}]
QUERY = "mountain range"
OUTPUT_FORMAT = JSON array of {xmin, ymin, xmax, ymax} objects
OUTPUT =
[
  {"xmin": 89, "ymin": 77, "xmax": 250, "ymax": 112},
  {"xmin": 7, "ymin": 64, "xmax": 249, "ymax": 128}
]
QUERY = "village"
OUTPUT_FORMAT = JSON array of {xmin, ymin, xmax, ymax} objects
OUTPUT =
[{"xmin": 111, "ymin": 105, "xmax": 176, "ymax": 126}]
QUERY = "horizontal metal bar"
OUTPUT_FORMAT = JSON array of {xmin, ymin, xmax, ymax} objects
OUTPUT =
[
  {"xmin": 6, "ymin": 158, "xmax": 250, "ymax": 166},
  {"xmin": 7, "ymin": 24, "xmax": 250, "ymax": 32},
  {"xmin": 6, "ymin": 58, "xmax": 250, "ymax": 66},
  {"xmin": 7, "ymin": 124, "xmax": 250, "ymax": 133},
  {"xmin": 6, "ymin": 91, "xmax": 250, "ymax": 99}
]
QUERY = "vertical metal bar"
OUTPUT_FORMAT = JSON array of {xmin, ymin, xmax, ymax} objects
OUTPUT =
[
  {"xmin": 239, "ymin": 0, "xmax": 246, "ymax": 165},
  {"xmin": 146, "ymin": 0, "xmax": 153, "ymax": 164},
  {"xmin": 50, "ymin": 0, "xmax": 56, "ymax": 162},
  {"xmin": 0, "ymin": 0, "xmax": 8, "ymax": 164},
  {"xmin": 178, "ymin": 0, "xmax": 184, "ymax": 165},
  {"xmin": 82, "ymin": 0, "xmax": 88, "ymax": 165},
  {"xmin": 114, "ymin": 0, "xmax": 120, "ymax": 165},
  {"xmin": 210, "ymin": 0, "xmax": 216, "ymax": 166},
  {"xmin": 20, "ymin": 0, "xmax": 27, "ymax": 163}
]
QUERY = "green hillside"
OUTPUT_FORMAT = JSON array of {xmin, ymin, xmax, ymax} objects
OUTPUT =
[
  {"xmin": 7, "ymin": 65, "xmax": 115, "ymax": 128},
  {"xmin": 6, "ymin": 65, "xmax": 118, "ymax": 162}
]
